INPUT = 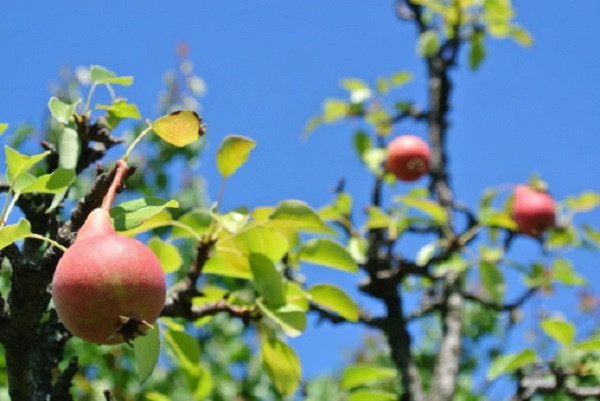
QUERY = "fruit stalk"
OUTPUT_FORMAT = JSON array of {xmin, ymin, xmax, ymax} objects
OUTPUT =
[{"xmin": 101, "ymin": 159, "xmax": 129, "ymax": 212}]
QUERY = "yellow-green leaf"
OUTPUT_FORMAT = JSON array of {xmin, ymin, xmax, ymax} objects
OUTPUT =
[
  {"xmin": 261, "ymin": 337, "xmax": 301, "ymax": 396},
  {"xmin": 487, "ymin": 350, "xmax": 537, "ymax": 380},
  {"xmin": 541, "ymin": 318, "xmax": 576, "ymax": 346},
  {"xmin": 216, "ymin": 135, "xmax": 256, "ymax": 178},
  {"xmin": 152, "ymin": 110, "xmax": 205, "ymax": 147},
  {"xmin": 298, "ymin": 238, "xmax": 358, "ymax": 273},
  {"xmin": 148, "ymin": 237, "xmax": 183, "ymax": 273},
  {"xmin": 0, "ymin": 219, "xmax": 32, "ymax": 250},
  {"xmin": 308, "ymin": 284, "xmax": 359, "ymax": 322},
  {"xmin": 341, "ymin": 364, "xmax": 397, "ymax": 389},
  {"xmin": 133, "ymin": 323, "xmax": 160, "ymax": 384}
]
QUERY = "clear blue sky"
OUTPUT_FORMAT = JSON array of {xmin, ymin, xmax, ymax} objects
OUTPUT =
[{"xmin": 2, "ymin": 0, "xmax": 600, "ymax": 388}]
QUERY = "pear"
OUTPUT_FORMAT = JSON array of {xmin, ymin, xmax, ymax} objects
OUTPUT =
[{"xmin": 52, "ymin": 208, "xmax": 166, "ymax": 345}]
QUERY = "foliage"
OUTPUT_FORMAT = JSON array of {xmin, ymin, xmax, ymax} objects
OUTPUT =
[{"xmin": 0, "ymin": 2, "xmax": 599, "ymax": 401}]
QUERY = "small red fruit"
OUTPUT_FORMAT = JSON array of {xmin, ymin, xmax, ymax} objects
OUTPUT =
[
  {"xmin": 386, "ymin": 135, "xmax": 431, "ymax": 181},
  {"xmin": 52, "ymin": 208, "xmax": 166, "ymax": 345},
  {"xmin": 512, "ymin": 185, "xmax": 556, "ymax": 237}
]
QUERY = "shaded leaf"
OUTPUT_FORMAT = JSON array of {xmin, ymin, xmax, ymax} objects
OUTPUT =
[
  {"xmin": 480, "ymin": 261, "xmax": 505, "ymax": 303},
  {"xmin": 250, "ymin": 253, "xmax": 286, "ymax": 307},
  {"xmin": 165, "ymin": 329, "xmax": 200, "ymax": 373},
  {"xmin": 133, "ymin": 322, "xmax": 160, "ymax": 384},
  {"xmin": 216, "ymin": 135, "xmax": 256, "ymax": 178},
  {"xmin": 269, "ymin": 200, "xmax": 325, "ymax": 230},
  {"xmin": 172, "ymin": 209, "xmax": 212, "ymax": 239}
]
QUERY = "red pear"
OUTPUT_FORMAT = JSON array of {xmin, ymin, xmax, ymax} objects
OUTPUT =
[
  {"xmin": 52, "ymin": 208, "xmax": 166, "ymax": 345},
  {"xmin": 512, "ymin": 185, "xmax": 556, "ymax": 237},
  {"xmin": 386, "ymin": 135, "xmax": 431, "ymax": 182}
]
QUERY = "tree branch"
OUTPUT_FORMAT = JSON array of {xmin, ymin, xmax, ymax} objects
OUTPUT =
[{"xmin": 309, "ymin": 303, "xmax": 384, "ymax": 328}]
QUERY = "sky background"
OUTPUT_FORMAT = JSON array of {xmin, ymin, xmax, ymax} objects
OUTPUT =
[{"xmin": 1, "ymin": 0, "xmax": 600, "ymax": 395}]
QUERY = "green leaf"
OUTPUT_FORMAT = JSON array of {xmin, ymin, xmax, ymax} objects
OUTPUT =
[
  {"xmin": 564, "ymin": 192, "xmax": 600, "ymax": 213},
  {"xmin": 303, "ymin": 115, "xmax": 322, "ymax": 136},
  {"xmin": 395, "ymin": 196, "xmax": 447, "ymax": 225},
  {"xmin": 341, "ymin": 364, "xmax": 397, "ymax": 389},
  {"xmin": 541, "ymin": 318, "xmax": 576, "ymax": 346},
  {"xmin": 165, "ymin": 329, "xmax": 200, "ymax": 373},
  {"xmin": 366, "ymin": 206, "xmax": 391, "ymax": 229},
  {"xmin": 171, "ymin": 209, "xmax": 212, "ymax": 239},
  {"xmin": 416, "ymin": 241, "xmax": 438, "ymax": 267},
  {"xmin": 269, "ymin": 200, "xmax": 326, "ymax": 230},
  {"xmin": 298, "ymin": 238, "xmax": 358, "ymax": 273},
  {"xmin": 353, "ymin": 130, "xmax": 371, "ymax": 161},
  {"xmin": 152, "ymin": 110, "xmax": 205, "ymax": 147},
  {"xmin": 390, "ymin": 71, "xmax": 413, "ymax": 87},
  {"xmin": 216, "ymin": 135, "xmax": 256, "ymax": 178},
  {"xmin": 19, "ymin": 168, "xmax": 75, "ymax": 194},
  {"xmin": 479, "ymin": 208, "xmax": 517, "ymax": 230},
  {"xmin": 417, "ymin": 30, "xmax": 440, "ymax": 58},
  {"xmin": 119, "ymin": 210, "xmax": 173, "ymax": 237},
  {"xmin": 96, "ymin": 100, "xmax": 141, "ymax": 120},
  {"xmin": 511, "ymin": 25, "xmax": 533, "ymax": 47},
  {"xmin": 349, "ymin": 390, "xmax": 397, "ymax": 401},
  {"xmin": 435, "ymin": 255, "xmax": 471, "ymax": 275},
  {"xmin": 204, "ymin": 225, "xmax": 288, "ymax": 279},
  {"xmin": 574, "ymin": 338, "xmax": 600, "ymax": 353},
  {"xmin": 257, "ymin": 300, "xmax": 306, "ymax": 337},
  {"xmin": 47, "ymin": 127, "xmax": 81, "ymax": 212},
  {"xmin": 250, "ymin": 253, "xmax": 286, "ymax": 307},
  {"xmin": 363, "ymin": 148, "xmax": 387, "ymax": 173},
  {"xmin": 110, "ymin": 197, "xmax": 179, "ymax": 231},
  {"xmin": 470, "ymin": 30, "xmax": 486, "ymax": 70},
  {"xmin": 133, "ymin": 322, "xmax": 160, "ymax": 384},
  {"xmin": 480, "ymin": 261, "xmax": 505, "ymax": 303},
  {"xmin": 0, "ymin": 123, "xmax": 8, "ymax": 135},
  {"xmin": 4, "ymin": 146, "xmax": 50, "ymax": 185},
  {"xmin": 308, "ymin": 284, "xmax": 359, "ymax": 322},
  {"xmin": 323, "ymin": 98, "xmax": 349, "ymax": 123},
  {"xmin": 487, "ymin": 349, "xmax": 537, "ymax": 380},
  {"xmin": 89, "ymin": 65, "xmax": 133, "ymax": 86},
  {"xmin": 148, "ymin": 237, "xmax": 183, "ymax": 273},
  {"xmin": 340, "ymin": 78, "xmax": 371, "ymax": 103},
  {"xmin": 211, "ymin": 206, "xmax": 249, "ymax": 233},
  {"xmin": 553, "ymin": 258, "xmax": 586, "ymax": 286},
  {"xmin": 0, "ymin": 219, "xmax": 31, "ymax": 250},
  {"xmin": 48, "ymin": 97, "xmax": 79, "ymax": 124},
  {"xmin": 261, "ymin": 337, "xmax": 302, "ymax": 396},
  {"xmin": 286, "ymin": 282, "xmax": 310, "ymax": 311}
]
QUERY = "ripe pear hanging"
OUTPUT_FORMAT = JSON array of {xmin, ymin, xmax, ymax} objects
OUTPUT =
[{"xmin": 52, "ymin": 163, "xmax": 166, "ymax": 345}]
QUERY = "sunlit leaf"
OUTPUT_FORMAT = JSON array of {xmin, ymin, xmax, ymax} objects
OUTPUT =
[
  {"xmin": 390, "ymin": 71, "xmax": 413, "ymax": 87},
  {"xmin": 257, "ymin": 300, "xmax": 306, "ymax": 337},
  {"xmin": 0, "ymin": 219, "xmax": 31, "ymax": 250},
  {"xmin": 340, "ymin": 78, "xmax": 371, "ymax": 103},
  {"xmin": 416, "ymin": 241, "xmax": 438, "ymax": 267},
  {"xmin": 541, "ymin": 318, "xmax": 576, "ymax": 346},
  {"xmin": 553, "ymin": 258, "xmax": 586, "ymax": 286},
  {"xmin": 19, "ymin": 168, "xmax": 75, "ymax": 194},
  {"xmin": 298, "ymin": 238, "xmax": 358, "ymax": 273},
  {"xmin": 417, "ymin": 30, "xmax": 440, "ymax": 58},
  {"xmin": 48, "ymin": 97, "xmax": 79, "ymax": 124},
  {"xmin": 564, "ymin": 192, "xmax": 600, "ymax": 213},
  {"xmin": 4, "ymin": 146, "xmax": 50, "ymax": 185},
  {"xmin": 261, "ymin": 336, "xmax": 301, "ymax": 396},
  {"xmin": 216, "ymin": 135, "xmax": 256, "ymax": 178},
  {"xmin": 152, "ymin": 110, "xmax": 205, "ymax": 147},
  {"xmin": 323, "ymin": 98, "xmax": 348, "ymax": 123},
  {"xmin": 133, "ymin": 322, "xmax": 160, "ymax": 384},
  {"xmin": 269, "ymin": 200, "xmax": 326, "ymax": 230},
  {"xmin": 110, "ymin": 197, "xmax": 179, "ymax": 231},
  {"xmin": 0, "ymin": 123, "xmax": 8, "ymax": 135},
  {"xmin": 211, "ymin": 205, "xmax": 249, "ymax": 233},
  {"xmin": 511, "ymin": 25, "xmax": 533, "ymax": 47},
  {"xmin": 89, "ymin": 65, "xmax": 133, "ymax": 86},
  {"xmin": 171, "ymin": 209, "xmax": 212, "ymax": 239},
  {"xmin": 96, "ymin": 100, "xmax": 141, "ymax": 120},
  {"xmin": 487, "ymin": 349, "xmax": 537, "ymax": 380},
  {"xmin": 395, "ymin": 196, "xmax": 447, "ymax": 225},
  {"xmin": 574, "ymin": 338, "xmax": 600, "ymax": 353},
  {"xmin": 148, "ymin": 237, "xmax": 183, "ymax": 273},
  {"xmin": 349, "ymin": 390, "xmax": 397, "ymax": 401},
  {"xmin": 341, "ymin": 364, "xmax": 397, "ymax": 389},
  {"xmin": 308, "ymin": 284, "xmax": 359, "ymax": 322},
  {"xmin": 48, "ymin": 127, "xmax": 81, "ymax": 212}
]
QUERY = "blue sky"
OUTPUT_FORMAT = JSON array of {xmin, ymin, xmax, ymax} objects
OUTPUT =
[{"xmin": 2, "ymin": 0, "xmax": 600, "ymax": 389}]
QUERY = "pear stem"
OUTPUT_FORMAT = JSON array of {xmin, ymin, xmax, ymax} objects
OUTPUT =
[{"xmin": 101, "ymin": 160, "xmax": 129, "ymax": 212}]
